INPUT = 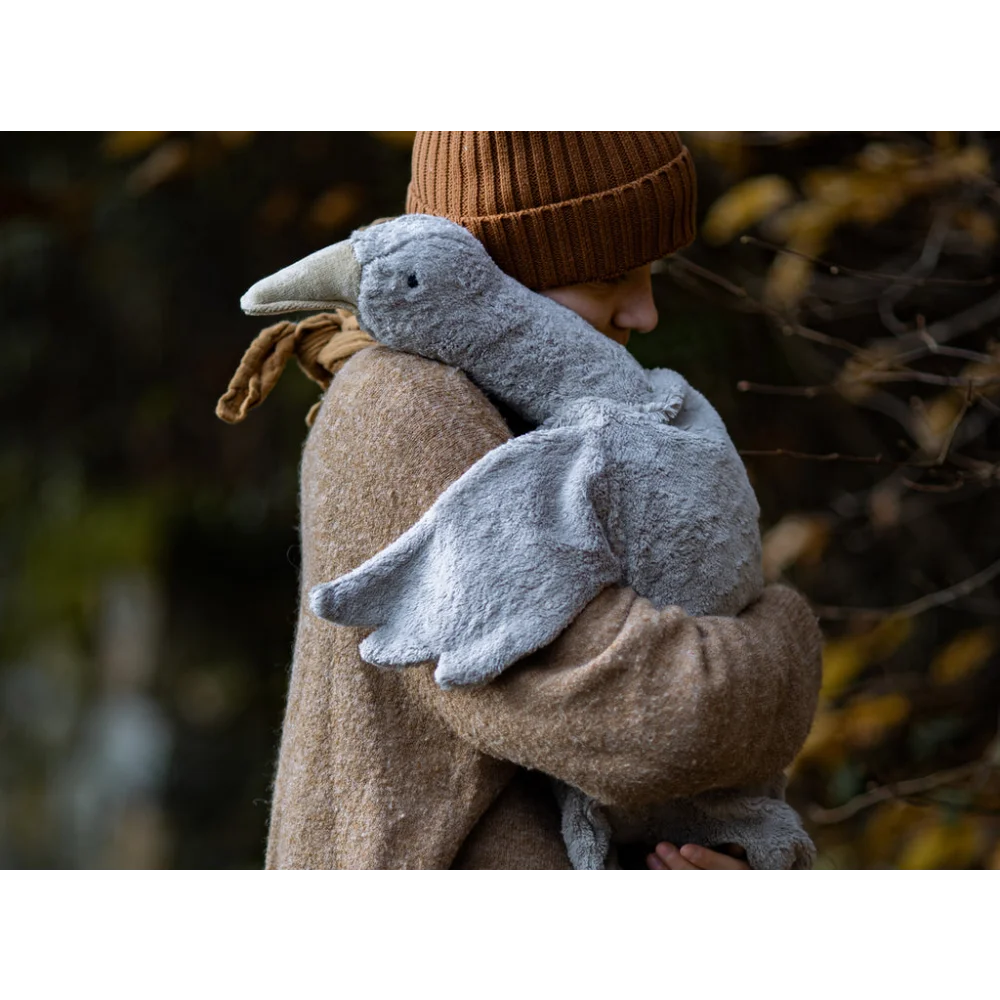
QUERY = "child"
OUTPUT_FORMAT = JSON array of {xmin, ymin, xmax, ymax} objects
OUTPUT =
[
  {"xmin": 241, "ymin": 212, "xmax": 817, "ymax": 869},
  {"xmin": 219, "ymin": 132, "xmax": 822, "ymax": 869}
]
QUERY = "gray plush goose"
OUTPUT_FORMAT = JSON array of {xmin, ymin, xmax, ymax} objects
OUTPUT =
[
  {"xmin": 242, "ymin": 214, "xmax": 763, "ymax": 686},
  {"xmin": 241, "ymin": 214, "xmax": 813, "ymax": 870}
]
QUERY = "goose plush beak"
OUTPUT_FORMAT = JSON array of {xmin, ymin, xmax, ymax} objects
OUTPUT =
[{"xmin": 240, "ymin": 239, "xmax": 362, "ymax": 316}]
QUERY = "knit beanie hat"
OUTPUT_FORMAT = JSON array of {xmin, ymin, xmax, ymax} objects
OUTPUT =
[{"xmin": 405, "ymin": 132, "xmax": 697, "ymax": 291}]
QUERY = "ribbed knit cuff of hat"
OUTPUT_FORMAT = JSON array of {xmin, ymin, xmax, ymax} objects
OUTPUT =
[{"xmin": 405, "ymin": 132, "xmax": 697, "ymax": 291}]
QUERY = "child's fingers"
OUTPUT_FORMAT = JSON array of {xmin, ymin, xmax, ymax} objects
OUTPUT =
[
  {"xmin": 647, "ymin": 841, "xmax": 752, "ymax": 869},
  {"xmin": 653, "ymin": 842, "xmax": 699, "ymax": 870},
  {"xmin": 679, "ymin": 843, "xmax": 750, "ymax": 869}
]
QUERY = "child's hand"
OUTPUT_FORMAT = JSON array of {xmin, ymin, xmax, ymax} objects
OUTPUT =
[{"xmin": 646, "ymin": 842, "xmax": 750, "ymax": 870}]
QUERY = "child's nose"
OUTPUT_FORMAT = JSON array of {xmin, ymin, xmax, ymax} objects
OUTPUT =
[{"xmin": 614, "ymin": 287, "xmax": 659, "ymax": 334}]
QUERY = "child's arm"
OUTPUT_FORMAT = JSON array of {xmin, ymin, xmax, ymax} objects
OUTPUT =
[{"xmin": 428, "ymin": 586, "xmax": 820, "ymax": 808}]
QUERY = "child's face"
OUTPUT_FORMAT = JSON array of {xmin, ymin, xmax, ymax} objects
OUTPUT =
[{"xmin": 540, "ymin": 265, "xmax": 658, "ymax": 346}]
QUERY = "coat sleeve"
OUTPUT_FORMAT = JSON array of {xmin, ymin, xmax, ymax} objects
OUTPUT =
[
  {"xmin": 429, "ymin": 585, "xmax": 822, "ymax": 808},
  {"xmin": 319, "ymin": 346, "xmax": 823, "ymax": 810}
]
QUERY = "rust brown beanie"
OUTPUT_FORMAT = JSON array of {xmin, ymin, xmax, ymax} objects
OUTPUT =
[{"xmin": 405, "ymin": 131, "xmax": 697, "ymax": 291}]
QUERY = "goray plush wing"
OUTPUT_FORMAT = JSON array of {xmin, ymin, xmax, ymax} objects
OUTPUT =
[{"xmin": 310, "ymin": 424, "xmax": 621, "ymax": 689}]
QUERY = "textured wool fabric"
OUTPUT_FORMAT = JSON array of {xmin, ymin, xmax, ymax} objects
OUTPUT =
[
  {"xmin": 264, "ymin": 344, "xmax": 823, "ymax": 869},
  {"xmin": 405, "ymin": 132, "xmax": 698, "ymax": 290}
]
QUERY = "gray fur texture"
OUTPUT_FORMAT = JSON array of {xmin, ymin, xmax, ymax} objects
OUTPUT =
[{"xmin": 243, "ymin": 214, "xmax": 815, "ymax": 870}]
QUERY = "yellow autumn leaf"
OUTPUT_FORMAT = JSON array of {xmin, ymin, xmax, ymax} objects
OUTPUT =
[
  {"xmin": 835, "ymin": 348, "xmax": 896, "ymax": 404},
  {"xmin": 932, "ymin": 144, "xmax": 991, "ymax": 183},
  {"xmin": 855, "ymin": 142, "xmax": 921, "ymax": 174},
  {"xmin": 812, "ymin": 155, "xmax": 907, "ymax": 224},
  {"xmin": 812, "ymin": 849, "xmax": 849, "ymax": 870},
  {"xmin": 763, "ymin": 254, "xmax": 814, "ymax": 311},
  {"xmin": 841, "ymin": 693, "xmax": 911, "ymax": 748},
  {"xmin": 897, "ymin": 817, "xmax": 982, "ymax": 870},
  {"xmin": 800, "ymin": 167, "xmax": 855, "ymax": 207},
  {"xmin": 931, "ymin": 627, "xmax": 996, "ymax": 684},
  {"xmin": 761, "ymin": 201, "xmax": 843, "ymax": 311},
  {"xmin": 793, "ymin": 690, "xmax": 909, "ymax": 772},
  {"xmin": 685, "ymin": 132, "xmax": 750, "ymax": 176},
  {"xmin": 125, "ymin": 140, "xmax": 190, "ymax": 196},
  {"xmin": 764, "ymin": 200, "xmax": 838, "ymax": 247},
  {"xmin": 258, "ymin": 189, "xmax": 300, "ymax": 229},
  {"xmin": 792, "ymin": 705, "xmax": 845, "ymax": 772},
  {"xmin": 867, "ymin": 616, "xmax": 914, "ymax": 660},
  {"xmin": 371, "ymin": 131, "xmax": 417, "ymax": 149},
  {"xmin": 762, "ymin": 132, "xmax": 813, "ymax": 145},
  {"xmin": 821, "ymin": 616, "xmax": 912, "ymax": 700},
  {"xmin": 912, "ymin": 391, "xmax": 964, "ymax": 456},
  {"xmin": 103, "ymin": 131, "xmax": 168, "ymax": 159},
  {"xmin": 855, "ymin": 145, "xmax": 985, "ymax": 227},
  {"xmin": 932, "ymin": 132, "xmax": 960, "ymax": 152},
  {"xmin": 761, "ymin": 514, "xmax": 830, "ymax": 581},
  {"xmin": 701, "ymin": 175, "xmax": 797, "ymax": 245},
  {"xmin": 845, "ymin": 175, "xmax": 908, "ymax": 226},
  {"xmin": 216, "ymin": 131, "xmax": 254, "ymax": 148},
  {"xmin": 864, "ymin": 801, "xmax": 926, "ymax": 864},
  {"xmin": 309, "ymin": 185, "xmax": 361, "ymax": 230},
  {"xmin": 954, "ymin": 208, "xmax": 997, "ymax": 248},
  {"xmin": 821, "ymin": 644, "xmax": 866, "ymax": 702},
  {"xmin": 868, "ymin": 481, "xmax": 902, "ymax": 531},
  {"xmin": 987, "ymin": 841, "xmax": 1000, "ymax": 870}
]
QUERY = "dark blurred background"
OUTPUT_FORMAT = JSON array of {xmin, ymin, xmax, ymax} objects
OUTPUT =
[{"xmin": 2, "ymin": 132, "xmax": 998, "ymax": 869}]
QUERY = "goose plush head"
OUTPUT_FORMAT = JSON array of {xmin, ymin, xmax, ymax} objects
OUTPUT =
[
  {"xmin": 241, "ymin": 214, "xmax": 505, "ymax": 330},
  {"xmin": 240, "ymin": 214, "xmax": 653, "ymax": 422}
]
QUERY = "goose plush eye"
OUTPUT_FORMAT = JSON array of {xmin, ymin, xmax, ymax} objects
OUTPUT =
[{"xmin": 407, "ymin": 274, "xmax": 419, "ymax": 288}]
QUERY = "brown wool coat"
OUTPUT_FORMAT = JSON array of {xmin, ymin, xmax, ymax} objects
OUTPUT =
[{"xmin": 265, "ymin": 344, "xmax": 823, "ymax": 869}]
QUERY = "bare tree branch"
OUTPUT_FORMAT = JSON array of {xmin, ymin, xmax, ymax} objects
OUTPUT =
[
  {"xmin": 878, "ymin": 211, "xmax": 953, "ymax": 334},
  {"xmin": 739, "ymin": 233, "xmax": 996, "ymax": 288},
  {"xmin": 814, "ymin": 554, "xmax": 1000, "ymax": 621},
  {"xmin": 736, "ymin": 381, "xmax": 834, "ymax": 398},
  {"xmin": 890, "ymin": 288, "xmax": 1000, "ymax": 361},
  {"xmin": 808, "ymin": 757, "xmax": 995, "ymax": 825},
  {"xmin": 861, "ymin": 370, "xmax": 1000, "ymax": 388},
  {"xmin": 666, "ymin": 256, "xmax": 863, "ymax": 353}
]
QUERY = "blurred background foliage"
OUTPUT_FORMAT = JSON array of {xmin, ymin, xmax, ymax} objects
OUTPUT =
[{"xmin": 2, "ymin": 131, "xmax": 998, "ymax": 868}]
